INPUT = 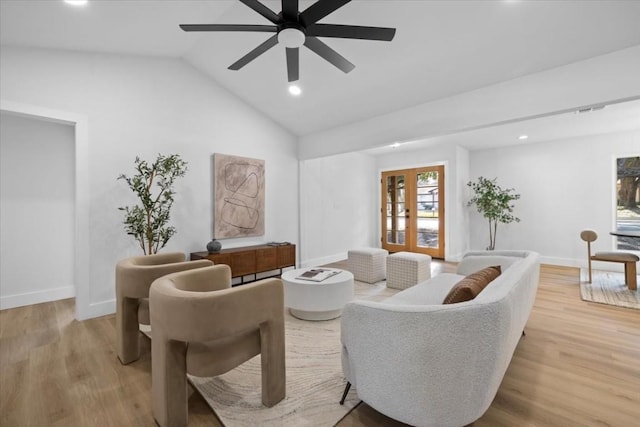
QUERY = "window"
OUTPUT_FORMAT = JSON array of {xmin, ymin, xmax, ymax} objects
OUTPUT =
[{"xmin": 615, "ymin": 156, "xmax": 640, "ymax": 250}]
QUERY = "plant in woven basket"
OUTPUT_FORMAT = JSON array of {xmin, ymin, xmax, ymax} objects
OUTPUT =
[
  {"xmin": 118, "ymin": 154, "xmax": 187, "ymax": 255},
  {"xmin": 467, "ymin": 176, "xmax": 520, "ymax": 250}
]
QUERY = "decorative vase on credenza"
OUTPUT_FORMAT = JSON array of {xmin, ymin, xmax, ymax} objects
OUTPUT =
[{"xmin": 207, "ymin": 239, "xmax": 222, "ymax": 253}]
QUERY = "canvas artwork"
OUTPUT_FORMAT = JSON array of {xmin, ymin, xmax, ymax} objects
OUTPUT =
[{"xmin": 213, "ymin": 153, "xmax": 265, "ymax": 238}]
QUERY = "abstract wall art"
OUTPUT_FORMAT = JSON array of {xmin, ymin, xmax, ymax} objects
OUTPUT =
[{"xmin": 213, "ymin": 153, "xmax": 265, "ymax": 238}]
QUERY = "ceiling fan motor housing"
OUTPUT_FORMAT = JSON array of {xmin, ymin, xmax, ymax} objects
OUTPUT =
[{"xmin": 278, "ymin": 23, "xmax": 306, "ymax": 48}]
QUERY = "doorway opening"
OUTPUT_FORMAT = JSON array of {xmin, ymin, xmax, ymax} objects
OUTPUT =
[{"xmin": 1, "ymin": 100, "xmax": 90, "ymax": 320}]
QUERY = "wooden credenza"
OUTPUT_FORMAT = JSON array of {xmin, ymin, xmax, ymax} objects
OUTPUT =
[{"xmin": 190, "ymin": 244, "xmax": 296, "ymax": 284}]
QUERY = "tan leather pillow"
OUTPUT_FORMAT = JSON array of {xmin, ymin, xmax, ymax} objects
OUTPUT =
[{"xmin": 442, "ymin": 265, "xmax": 502, "ymax": 304}]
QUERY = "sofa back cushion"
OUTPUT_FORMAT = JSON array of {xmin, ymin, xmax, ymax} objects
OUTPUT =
[
  {"xmin": 442, "ymin": 265, "xmax": 502, "ymax": 304},
  {"xmin": 456, "ymin": 255, "xmax": 518, "ymax": 276}
]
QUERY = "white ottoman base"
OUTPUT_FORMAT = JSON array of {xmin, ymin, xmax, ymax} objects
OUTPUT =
[{"xmin": 289, "ymin": 308, "xmax": 343, "ymax": 321}]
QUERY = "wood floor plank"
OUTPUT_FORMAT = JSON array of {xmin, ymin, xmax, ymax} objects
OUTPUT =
[{"xmin": 0, "ymin": 262, "xmax": 638, "ymax": 426}]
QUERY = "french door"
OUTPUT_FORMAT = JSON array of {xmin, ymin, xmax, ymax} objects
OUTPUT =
[{"xmin": 381, "ymin": 165, "xmax": 445, "ymax": 258}]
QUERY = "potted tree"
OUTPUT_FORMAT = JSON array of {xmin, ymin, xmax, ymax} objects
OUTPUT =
[
  {"xmin": 118, "ymin": 154, "xmax": 188, "ymax": 255},
  {"xmin": 467, "ymin": 176, "xmax": 520, "ymax": 250}
]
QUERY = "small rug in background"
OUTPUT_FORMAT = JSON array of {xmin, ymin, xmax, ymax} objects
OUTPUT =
[
  {"xmin": 580, "ymin": 270, "xmax": 639, "ymax": 310},
  {"xmin": 188, "ymin": 280, "xmax": 394, "ymax": 427}
]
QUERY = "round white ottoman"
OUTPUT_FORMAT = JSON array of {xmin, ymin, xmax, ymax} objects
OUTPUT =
[{"xmin": 282, "ymin": 268, "xmax": 354, "ymax": 321}]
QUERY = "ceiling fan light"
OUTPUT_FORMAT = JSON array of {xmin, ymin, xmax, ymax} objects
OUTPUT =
[
  {"xmin": 64, "ymin": 0, "xmax": 88, "ymax": 5},
  {"xmin": 278, "ymin": 28, "xmax": 305, "ymax": 48}
]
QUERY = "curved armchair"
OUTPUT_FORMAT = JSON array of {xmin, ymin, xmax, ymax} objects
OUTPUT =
[
  {"xmin": 149, "ymin": 264, "xmax": 286, "ymax": 427},
  {"xmin": 115, "ymin": 252, "xmax": 213, "ymax": 364}
]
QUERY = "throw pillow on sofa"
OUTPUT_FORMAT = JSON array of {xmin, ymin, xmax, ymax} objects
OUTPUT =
[{"xmin": 442, "ymin": 265, "xmax": 501, "ymax": 304}]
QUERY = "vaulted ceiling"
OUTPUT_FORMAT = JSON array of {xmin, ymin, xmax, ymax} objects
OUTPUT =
[{"xmin": 2, "ymin": 0, "xmax": 640, "ymax": 142}]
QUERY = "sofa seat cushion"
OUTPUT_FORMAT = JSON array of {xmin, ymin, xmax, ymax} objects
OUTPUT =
[
  {"xmin": 443, "ymin": 265, "xmax": 502, "ymax": 304},
  {"xmin": 384, "ymin": 273, "xmax": 464, "ymax": 306}
]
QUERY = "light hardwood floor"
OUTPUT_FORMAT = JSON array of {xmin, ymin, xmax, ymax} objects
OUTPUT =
[{"xmin": 1, "ymin": 263, "xmax": 638, "ymax": 426}]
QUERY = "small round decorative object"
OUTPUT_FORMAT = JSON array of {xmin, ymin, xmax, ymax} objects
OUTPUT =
[{"xmin": 206, "ymin": 239, "xmax": 222, "ymax": 253}]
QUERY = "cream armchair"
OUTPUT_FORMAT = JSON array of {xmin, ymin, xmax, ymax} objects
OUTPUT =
[
  {"xmin": 149, "ymin": 264, "xmax": 286, "ymax": 427},
  {"xmin": 115, "ymin": 252, "xmax": 213, "ymax": 364}
]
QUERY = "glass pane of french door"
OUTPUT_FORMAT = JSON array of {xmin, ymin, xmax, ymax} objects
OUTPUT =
[
  {"xmin": 384, "ymin": 172, "xmax": 407, "ymax": 247},
  {"xmin": 416, "ymin": 170, "xmax": 440, "ymax": 249}
]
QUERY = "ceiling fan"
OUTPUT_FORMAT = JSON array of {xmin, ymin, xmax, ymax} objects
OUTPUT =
[{"xmin": 180, "ymin": 0, "xmax": 396, "ymax": 82}]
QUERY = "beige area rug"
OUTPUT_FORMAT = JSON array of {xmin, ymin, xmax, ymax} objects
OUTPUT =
[
  {"xmin": 580, "ymin": 269, "xmax": 639, "ymax": 310},
  {"xmin": 188, "ymin": 280, "xmax": 397, "ymax": 427}
]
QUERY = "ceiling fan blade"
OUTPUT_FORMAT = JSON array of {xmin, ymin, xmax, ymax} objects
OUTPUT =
[
  {"xmin": 304, "ymin": 36, "xmax": 355, "ymax": 74},
  {"xmin": 239, "ymin": 0, "xmax": 280, "ymax": 24},
  {"xmin": 180, "ymin": 24, "xmax": 277, "ymax": 33},
  {"xmin": 307, "ymin": 24, "xmax": 396, "ymax": 41},
  {"xmin": 228, "ymin": 34, "xmax": 279, "ymax": 70},
  {"xmin": 282, "ymin": 0, "xmax": 299, "ymax": 21},
  {"xmin": 286, "ymin": 47, "xmax": 299, "ymax": 82},
  {"xmin": 300, "ymin": 0, "xmax": 351, "ymax": 26}
]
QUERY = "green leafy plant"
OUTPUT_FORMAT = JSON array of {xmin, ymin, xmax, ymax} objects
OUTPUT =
[
  {"xmin": 467, "ymin": 176, "xmax": 520, "ymax": 250},
  {"xmin": 118, "ymin": 154, "xmax": 188, "ymax": 255}
]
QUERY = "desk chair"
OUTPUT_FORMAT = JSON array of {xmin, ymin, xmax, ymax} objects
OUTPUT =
[{"xmin": 580, "ymin": 229, "xmax": 638, "ymax": 290}]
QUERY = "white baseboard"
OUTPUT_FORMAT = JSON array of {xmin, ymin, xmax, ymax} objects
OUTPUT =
[
  {"xmin": 539, "ymin": 256, "xmax": 582, "ymax": 268},
  {"xmin": 300, "ymin": 252, "xmax": 348, "ymax": 268},
  {"xmin": 0, "ymin": 285, "xmax": 75, "ymax": 310},
  {"xmin": 75, "ymin": 298, "xmax": 115, "ymax": 321},
  {"xmin": 445, "ymin": 252, "xmax": 466, "ymax": 263},
  {"xmin": 539, "ymin": 256, "xmax": 627, "ymax": 273}
]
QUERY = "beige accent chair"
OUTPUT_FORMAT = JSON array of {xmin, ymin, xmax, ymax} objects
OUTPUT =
[
  {"xmin": 580, "ymin": 229, "xmax": 638, "ymax": 290},
  {"xmin": 115, "ymin": 252, "xmax": 213, "ymax": 364},
  {"xmin": 149, "ymin": 264, "xmax": 286, "ymax": 427}
]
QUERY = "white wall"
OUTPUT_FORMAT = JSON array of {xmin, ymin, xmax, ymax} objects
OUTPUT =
[
  {"xmin": 0, "ymin": 113, "xmax": 75, "ymax": 308},
  {"xmin": 469, "ymin": 130, "xmax": 640, "ymax": 268},
  {"xmin": 299, "ymin": 152, "xmax": 377, "ymax": 266},
  {"xmin": 0, "ymin": 46, "xmax": 298, "ymax": 319}
]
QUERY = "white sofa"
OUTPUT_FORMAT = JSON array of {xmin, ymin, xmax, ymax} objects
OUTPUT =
[{"xmin": 340, "ymin": 250, "xmax": 540, "ymax": 427}]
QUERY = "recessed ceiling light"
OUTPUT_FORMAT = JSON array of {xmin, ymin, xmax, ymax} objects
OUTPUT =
[
  {"xmin": 390, "ymin": 142, "xmax": 401, "ymax": 148},
  {"xmin": 65, "ymin": 0, "xmax": 88, "ymax": 5},
  {"xmin": 518, "ymin": 135, "xmax": 528, "ymax": 140},
  {"xmin": 288, "ymin": 85, "xmax": 301, "ymax": 96}
]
